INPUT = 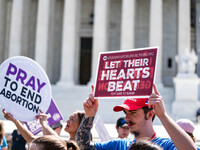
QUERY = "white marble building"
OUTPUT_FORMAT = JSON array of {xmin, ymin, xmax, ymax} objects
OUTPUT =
[{"xmin": 0, "ymin": 0, "xmax": 200, "ymax": 123}]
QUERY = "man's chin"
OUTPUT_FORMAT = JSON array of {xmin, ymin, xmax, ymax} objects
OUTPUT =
[{"xmin": 131, "ymin": 131, "xmax": 139, "ymax": 137}]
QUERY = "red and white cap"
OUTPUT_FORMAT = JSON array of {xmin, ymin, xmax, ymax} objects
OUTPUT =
[{"xmin": 113, "ymin": 98, "xmax": 149, "ymax": 112}]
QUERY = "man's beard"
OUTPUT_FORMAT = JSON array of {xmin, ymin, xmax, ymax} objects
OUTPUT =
[
  {"xmin": 126, "ymin": 121, "xmax": 139, "ymax": 137},
  {"xmin": 131, "ymin": 131, "xmax": 140, "ymax": 138}
]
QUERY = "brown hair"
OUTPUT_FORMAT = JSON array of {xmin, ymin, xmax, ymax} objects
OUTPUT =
[
  {"xmin": 76, "ymin": 110, "xmax": 93, "ymax": 141},
  {"xmin": 76, "ymin": 111, "xmax": 85, "ymax": 125},
  {"xmin": 31, "ymin": 135, "xmax": 67, "ymax": 150},
  {"xmin": 66, "ymin": 140, "xmax": 80, "ymax": 150},
  {"xmin": 142, "ymin": 107, "xmax": 155, "ymax": 121},
  {"xmin": 0, "ymin": 121, "xmax": 4, "ymax": 145},
  {"xmin": 186, "ymin": 132, "xmax": 196, "ymax": 143},
  {"xmin": 129, "ymin": 140, "xmax": 163, "ymax": 150}
]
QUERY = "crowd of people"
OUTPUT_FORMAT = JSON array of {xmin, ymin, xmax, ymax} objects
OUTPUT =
[{"xmin": 0, "ymin": 84, "xmax": 199, "ymax": 150}]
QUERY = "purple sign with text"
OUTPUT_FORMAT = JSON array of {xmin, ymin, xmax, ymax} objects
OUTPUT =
[{"xmin": 25, "ymin": 98, "xmax": 63, "ymax": 135}]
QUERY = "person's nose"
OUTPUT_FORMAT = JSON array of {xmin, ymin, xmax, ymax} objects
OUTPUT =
[{"xmin": 125, "ymin": 114, "xmax": 130, "ymax": 122}]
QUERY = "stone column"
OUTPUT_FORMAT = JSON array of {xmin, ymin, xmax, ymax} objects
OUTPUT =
[
  {"xmin": 173, "ymin": 0, "xmax": 200, "ymax": 121},
  {"xmin": 177, "ymin": 0, "xmax": 190, "ymax": 56},
  {"xmin": 120, "ymin": 0, "xmax": 135, "ymax": 49},
  {"xmin": 58, "ymin": 0, "xmax": 81, "ymax": 86},
  {"xmin": 149, "ymin": 0, "xmax": 163, "ymax": 87},
  {"xmin": 89, "ymin": 0, "xmax": 109, "ymax": 84},
  {"xmin": 8, "ymin": 0, "xmax": 23, "ymax": 57},
  {"xmin": 196, "ymin": 0, "xmax": 200, "ymax": 76},
  {"xmin": 34, "ymin": 0, "xmax": 50, "ymax": 72},
  {"xmin": 0, "ymin": 0, "xmax": 6, "ymax": 62}
]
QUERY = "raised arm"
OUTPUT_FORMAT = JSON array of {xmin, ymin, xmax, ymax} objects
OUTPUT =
[
  {"xmin": 75, "ymin": 85, "xmax": 98, "ymax": 150},
  {"xmin": 149, "ymin": 84, "xmax": 196, "ymax": 150},
  {"xmin": 75, "ymin": 116, "xmax": 96, "ymax": 150},
  {"xmin": 36, "ymin": 113, "xmax": 58, "ymax": 136},
  {"xmin": 2, "ymin": 109, "xmax": 36, "ymax": 144}
]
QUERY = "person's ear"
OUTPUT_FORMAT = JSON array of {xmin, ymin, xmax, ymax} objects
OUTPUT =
[
  {"xmin": 147, "ymin": 110, "xmax": 155, "ymax": 119},
  {"xmin": 116, "ymin": 125, "xmax": 119, "ymax": 131}
]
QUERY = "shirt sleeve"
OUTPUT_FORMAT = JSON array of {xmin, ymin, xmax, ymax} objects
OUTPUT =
[
  {"xmin": 153, "ymin": 137, "xmax": 177, "ymax": 150},
  {"xmin": 1, "ymin": 136, "xmax": 8, "ymax": 147},
  {"xmin": 95, "ymin": 138, "xmax": 132, "ymax": 150}
]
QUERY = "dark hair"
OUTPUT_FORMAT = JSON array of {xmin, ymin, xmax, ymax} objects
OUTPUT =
[
  {"xmin": 116, "ymin": 117, "xmax": 126, "ymax": 127},
  {"xmin": 141, "ymin": 107, "xmax": 155, "ymax": 121},
  {"xmin": 0, "ymin": 121, "xmax": 4, "ymax": 145},
  {"xmin": 31, "ymin": 135, "xmax": 67, "ymax": 150},
  {"xmin": 129, "ymin": 140, "xmax": 163, "ymax": 150},
  {"xmin": 66, "ymin": 140, "xmax": 80, "ymax": 150}
]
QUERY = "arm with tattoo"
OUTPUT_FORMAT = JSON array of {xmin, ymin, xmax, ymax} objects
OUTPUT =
[
  {"xmin": 76, "ymin": 85, "xmax": 98, "ymax": 150},
  {"xmin": 75, "ymin": 116, "xmax": 96, "ymax": 150}
]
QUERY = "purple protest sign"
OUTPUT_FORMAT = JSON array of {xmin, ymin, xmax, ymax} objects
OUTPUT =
[
  {"xmin": 25, "ymin": 98, "xmax": 63, "ymax": 135},
  {"xmin": 0, "ymin": 56, "xmax": 51, "ymax": 121}
]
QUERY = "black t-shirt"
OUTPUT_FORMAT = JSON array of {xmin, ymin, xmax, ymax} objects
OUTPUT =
[{"xmin": 11, "ymin": 130, "xmax": 26, "ymax": 150}]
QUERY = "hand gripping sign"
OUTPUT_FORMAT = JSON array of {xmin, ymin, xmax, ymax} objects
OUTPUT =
[
  {"xmin": 94, "ymin": 47, "xmax": 158, "ymax": 99},
  {"xmin": 25, "ymin": 98, "xmax": 63, "ymax": 135},
  {"xmin": 0, "ymin": 56, "xmax": 51, "ymax": 122}
]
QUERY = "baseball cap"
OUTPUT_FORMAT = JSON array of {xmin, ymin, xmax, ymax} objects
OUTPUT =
[
  {"xmin": 176, "ymin": 119, "xmax": 195, "ymax": 134},
  {"xmin": 117, "ymin": 117, "xmax": 128, "ymax": 127},
  {"xmin": 113, "ymin": 98, "xmax": 149, "ymax": 112},
  {"xmin": 51, "ymin": 122, "xmax": 63, "ymax": 129}
]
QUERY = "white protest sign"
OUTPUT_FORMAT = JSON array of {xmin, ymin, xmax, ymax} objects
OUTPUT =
[
  {"xmin": 95, "ymin": 115, "xmax": 112, "ymax": 142},
  {"xmin": 0, "ymin": 56, "xmax": 52, "ymax": 122}
]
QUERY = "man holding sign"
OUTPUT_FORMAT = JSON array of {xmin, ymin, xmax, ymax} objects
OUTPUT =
[
  {"xmin": 75, "ymin": 48, "xmax": 196, "ymax": 150},
  {"xmin": 75, "ymin": 85, "xmax": 196, "ymax": 150}
]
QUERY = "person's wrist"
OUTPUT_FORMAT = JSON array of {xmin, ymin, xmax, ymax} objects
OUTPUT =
[
  {"xmin": 157, "ymin": 112, "xmax": 167, "ymax": 120},
  {"xmin": 12, "ymin": 118, "xmax": 17, "ymax": 123},
  {"xmin": 85, "ymin": 115, "xmax": 95, "ymax": 118},
  {"xmin": 40, "ymin": 120, "xmax": 48, "ymax": 126},
  {"xmin": 85, "ymin": 112, "xmax": 96, "ymax": 118}
]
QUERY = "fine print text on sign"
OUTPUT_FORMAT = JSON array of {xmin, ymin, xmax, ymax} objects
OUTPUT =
[
  {"xmin": 94, "ymin": 47, "xmax": 158, "ymax": 99},
  {"xmin": 25, "ymin": 99, "xmax": 63, "ymax": 135},
  {"xmin": 0, "ymin": 56, "xmax": 51, "ymax": 122}
]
